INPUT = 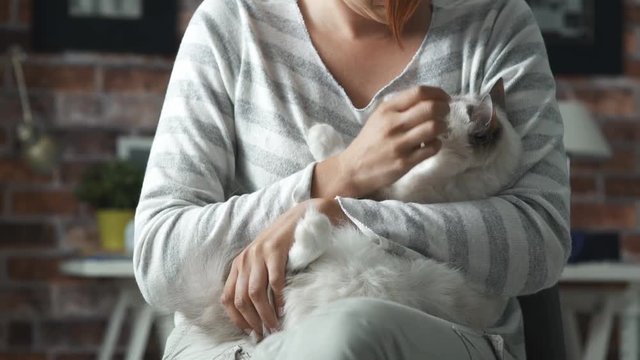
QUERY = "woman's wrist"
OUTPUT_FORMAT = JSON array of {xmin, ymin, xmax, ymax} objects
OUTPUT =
[
  {"xmin": 311, "ymin": 198, "xmax": 349, "ymax": 225},
  {"xmin": 311, "ymin": 155, "xmax": 361, "ymax": 199}
]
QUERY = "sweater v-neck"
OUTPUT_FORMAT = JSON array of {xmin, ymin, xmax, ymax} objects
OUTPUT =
[{"xmin": 291, "ymin": 1, "xmax": 438, "ymax": 112}]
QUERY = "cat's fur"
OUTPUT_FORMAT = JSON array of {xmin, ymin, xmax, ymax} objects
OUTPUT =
[{"xmin": 174, "ymin": 79, "xmax": 522, "ymax": 343}]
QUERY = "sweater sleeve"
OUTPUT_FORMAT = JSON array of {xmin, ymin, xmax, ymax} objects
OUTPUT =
[
  {"xmin": 337, "ymin": 0, "xmax": 570, "ymax": 297},
  {"xmin": 133, "ymin": 1, "xmax": 315, "ymax": 310}
]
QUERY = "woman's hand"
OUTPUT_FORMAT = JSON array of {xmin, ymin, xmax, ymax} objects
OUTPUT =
[
  {"xmin": 220, "ymin": 198, "xmax": 346, "ymax": 340},
  {"xmin": 313, "ymin": 86, "xmax": 450, "ymax": 199}
]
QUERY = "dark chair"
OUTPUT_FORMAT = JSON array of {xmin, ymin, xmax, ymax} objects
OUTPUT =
[{"xmin": 517, "ymin": 284, "xmax": 566, "ymax": 359}]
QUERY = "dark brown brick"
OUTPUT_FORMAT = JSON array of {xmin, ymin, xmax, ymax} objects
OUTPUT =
[
  {"xmin": 624, "ymin": 58, "xmax": 640, "ymax": 78},
  {"xmin": 0, "ymin": 93, "xmax": 56, "ymax": 128},
  {"xmin": 41, "ymin": 320, "xmax": 104, "ymax": 348},
  {"xmin": 0, "ymin": 93, "xmax": 56, "ymax": 126},
  {"xmin": 570, "ymin": 176, "xmax": 598, "ymax": 197},
  {"xmin": 621, "ymin": 234, "xmax": 640, "ymax": 262},
  {"xmin": 0, "ymin": 353, "xmax": 47, "ymax": 360},
  {"xmin": 0, "ymin": 158, "xmax": 54, "ymax": 184},
  {"xmin": 6, "ymin": 256, "xmax": 62, "ymax": 281},
  {"xmin": 11, "ymin": 189, "xmax": 80, "ymax": 215},
  {"xmin": 0, "ymin": 221, "xmax": 56, "ymax": 249},
  {"xmin": 0, "ymin": 29, "xmax": 31, "ymax": 53},
  {"xmin": 571, "ymin": 203, "xmax": 637, "ymax": 230},
  {"xmin": 17, "ymin": 0, "xmax": 31, "ymax": 25},
  {"xmin": 0, "ymin": 0, "xmax": 9, "ymax": 23},
  {"xmin": 625, "ymin": 29, "xmax": 637, "ymax": 56},
  {"xmin": 103, "ymin": 67, "xmax": 170, "ymax": 94},
  {"xmin": 22, "ymin": 64, "xmax": 95, "ymax": 92},
  {"xmin": 570, "ymin": 147, "xmax": 636, "ymax": 173},
  {"xmin": 1, "ymin": 97, "xmax": 21, "ymax": 122},
  {"xmin": 0, "ymin": 127, "xmax": 8, "ymax": 148},
  {"xmin": 56, "ymin": 129, "xmax": 117, "ymax": 159},
  {"xmin": 574, "ymin": 87, "xmax": 635, "ymax": 117},
  {"xmin": 53, "ymin": 354, "xmax": 94, "ymax": 360},
  {"xmin": 605, "ymin": 177, "xmax": 640, "ymax": 198},
  {"xmin": 627, "ymin": 5, "xmax": 640, "ymax": 23},
  {"xmin": 7, "ymin": 322, "xmax": 32, "ymax": 347},
  {"xmin": 601, "ymin": 119, "xmax": 640, "ymax": 144},
  {"xmin": 0, "ymin": 288, "xmax": 50, "ymax": 315},
  {"xmin": 59, "ymin": 161, "xmax": 100, "ymax": 185}
]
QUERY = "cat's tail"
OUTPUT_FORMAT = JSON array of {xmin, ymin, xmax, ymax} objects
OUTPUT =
[{"xmin": 288, "ymin": 207, "xmax": 333, "ymax": 271}]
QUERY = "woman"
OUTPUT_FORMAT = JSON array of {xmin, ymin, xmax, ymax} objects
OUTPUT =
[{"xmin": 134, "ymin": 0, "xmax": 570, "ymax": 358}]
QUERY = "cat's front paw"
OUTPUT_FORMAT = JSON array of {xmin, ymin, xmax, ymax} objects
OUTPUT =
[
  {"xmin": 288, "ymin": 207, "xmax": 332, "ymax": 271},
  {"xmin": 307, "ymin": 124, "xmax": 347, "ymax": 161}
]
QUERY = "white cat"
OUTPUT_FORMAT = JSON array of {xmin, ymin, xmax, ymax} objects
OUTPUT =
[{"xmin": 176, "ymin": 79, "xmax": 522, "ymax": 343}]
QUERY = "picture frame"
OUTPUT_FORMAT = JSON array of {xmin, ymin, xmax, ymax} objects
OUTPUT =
[
  {"xmin": 117, "ymin": 136, "xmax": 153, "ymax": 172},
  {"xmin": 527, "ymin": 0, "xmax": 622, "ymax": 75},
  {"xmin": 32, "ymin": 0, "xmax": 178, "ymax": 54}
]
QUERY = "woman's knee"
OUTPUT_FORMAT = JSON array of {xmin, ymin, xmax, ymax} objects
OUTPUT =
[
  {"xmin": 256, "ymin": 298, "xmax": 498, "ymax": 360},
  {"xmin": 319, "ymin": 297, "xmax": 400, "ymax": 330},
  {"xmin": 299, "ymin": 298, "xmax": 401, "ymax": 358}
]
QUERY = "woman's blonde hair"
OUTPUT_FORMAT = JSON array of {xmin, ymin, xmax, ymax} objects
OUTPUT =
[{"xmin": 385, "ymin": 0, "xmax": 422, "ymax": 43}]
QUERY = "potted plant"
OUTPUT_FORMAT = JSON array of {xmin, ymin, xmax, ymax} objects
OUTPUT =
[{"xmin": 75, "ymin": 160, "xmax": 144, "ymax": 253}]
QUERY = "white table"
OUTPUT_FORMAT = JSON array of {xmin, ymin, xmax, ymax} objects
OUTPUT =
[
  {"xmin": 60, "ymin": 257, "xmax": 173, "ymax": 360},
  {"xmin": 62, "ymin": 258, "xmax": 640, "ymax": 359},
  {"xmin": 560, "ymin": 262, "xmax": 640, "ymax": 360}
]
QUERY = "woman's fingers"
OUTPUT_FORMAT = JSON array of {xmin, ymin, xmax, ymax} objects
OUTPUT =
[
  {"xmin": 234, "ymin": 268, "xmax": 264, "ymax": 337},
  {"xmin": 221, "ymin": 243, "xmax": 286, "ymax": 339},
  {"xmin": 266, "ymin": 253, "xmax": 287, "ymax": 323},
  {"xmin": 248, "ymin": 261, "xmax": 279, "ymax": 332},
  {"xmin": 385, "ymin": 86, "xmax": 451, "ymax": 112},
  {"xmin": 400, "ymin": 99, "xmax": 449, "ymax": 127},
  {"xmin": 399, "ymin": 118, "xmax": 447, "ymax": 152},
  {"xmin": 220, "ymin": 267, "xmax": 252, "ymax": 335},
  {"xmin": 406, "ymin": 139, "xmax": 442, "ymax": 165}
]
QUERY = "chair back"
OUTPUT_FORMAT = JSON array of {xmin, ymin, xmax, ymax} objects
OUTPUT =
[{"xmin": 517, "ymin": 284, "xmax": 565, "ymax": 359}]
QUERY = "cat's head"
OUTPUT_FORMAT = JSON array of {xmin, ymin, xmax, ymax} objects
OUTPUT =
[
  {"xmin": 441, "ymin": 78, "xmax": 509, "ymax": 162},
  {"xmin": 413, "ymin": 78, "xmax": 522, "ymax": 200}
]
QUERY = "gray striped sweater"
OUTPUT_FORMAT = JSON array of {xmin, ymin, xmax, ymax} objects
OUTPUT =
[{"xmin": 134, "ymin": 0, "xmax": 570, "ymax": 357}]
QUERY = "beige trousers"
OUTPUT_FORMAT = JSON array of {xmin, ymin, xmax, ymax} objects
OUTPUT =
[{"xmin": 163, "ymin": 298, "xmax": 508, "ymax": 360}]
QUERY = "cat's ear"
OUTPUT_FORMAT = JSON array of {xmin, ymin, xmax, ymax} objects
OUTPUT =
[
  {"xmin": 489, "ymin": 78, "xmax": 506, "ymax": 111},
  {"xmin": 477, "ymin": 78, "xmax": 505, "ymax": 131}
]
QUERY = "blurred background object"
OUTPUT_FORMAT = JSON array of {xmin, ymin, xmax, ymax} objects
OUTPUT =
[
  {"xmin": 527, "ymin": 0, "xmax": 623, "ymax": 74},
  {"xmin": 559, "ymin": 100, "xmax": 613, "ymax": 159},
  {"xmin": 33, "ymin": 0, "xmax": 177, "ymax": 54},
  {"xmin": 8, "ymin": 45, "xmax": 62, "ymax": 174}
]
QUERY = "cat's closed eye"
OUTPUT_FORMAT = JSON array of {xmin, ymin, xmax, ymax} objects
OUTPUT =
[{"xmin": 469, "ymin": 126, "xmax": 501, "ymax": 148}]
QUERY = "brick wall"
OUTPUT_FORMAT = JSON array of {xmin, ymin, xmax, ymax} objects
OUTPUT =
[
  {"xmin": 0, "ymin": 0, "xmax": 197, "ymax": 358},
  {"xmin": 559, "ymin": 2, "xmax": 640, "ymax": 262},
  {"xmin": 0, "ymin": 0, "xmax": 639, "ymax": 358}
]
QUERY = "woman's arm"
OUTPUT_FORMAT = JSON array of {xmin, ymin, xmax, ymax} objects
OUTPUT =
[
  {"xmin": 133, "ymin": 1, "xmax": 318, "ymax": 311},
  {"xmin": 332, "ymin": 0, "xmax": 570, "ymax": 297}
]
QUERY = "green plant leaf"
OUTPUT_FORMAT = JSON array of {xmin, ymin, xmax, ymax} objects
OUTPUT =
[{"xmin": 74, "ymin": 160, "xmax": 144, "ymax": 209}]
